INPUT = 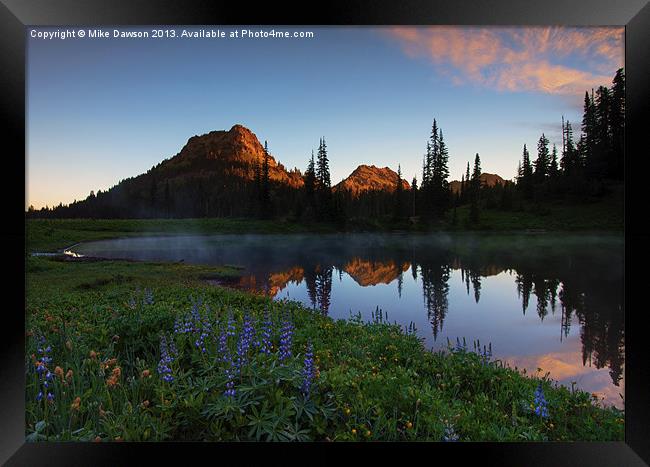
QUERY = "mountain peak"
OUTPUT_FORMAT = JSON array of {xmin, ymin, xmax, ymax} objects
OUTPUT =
[
  {"xmin": 167, "ymin": 124, "xmax": 303, "ymax": 188},
  {"xmin": 228, "ymin": 123, "xmax": 256, "ymax": 138},
  {"xmin": 335, "ymin": 164, "xmax": 410, "ymax": 197},
  {"xmin": 449, "ymin": 172, "xmax": 505, "ymax": 194}
]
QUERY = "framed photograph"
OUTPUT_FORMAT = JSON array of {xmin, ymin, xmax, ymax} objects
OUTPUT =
[{"xmin": 3, "ymin": 0, "xmax": 649, "ymax": 465}]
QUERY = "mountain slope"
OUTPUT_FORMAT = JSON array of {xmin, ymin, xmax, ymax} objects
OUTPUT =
[
  {"xmin": 334, "ymin": 165, "xmax": 410, "ymax": 197},
  {"xmin": 155, "ymin": 124, "xmax": 303, "ymax": 188},
  {"xmin": 449, "ymin": 173, "xmax": 506, "ymax": 194}
]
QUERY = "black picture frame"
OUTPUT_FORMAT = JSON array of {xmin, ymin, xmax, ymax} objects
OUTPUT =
[{"xmin": 2, "ymin": 0, "xmax": 649, "ymax": 465}]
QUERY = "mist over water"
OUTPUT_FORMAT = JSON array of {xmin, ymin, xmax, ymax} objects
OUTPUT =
[{"xmin": 73, "ymin": 232, "xmax": 624, "ymax": 408}]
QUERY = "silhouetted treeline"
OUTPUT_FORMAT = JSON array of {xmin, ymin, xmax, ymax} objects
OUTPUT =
[
  {"xmin": 27, "ymin": 69, "xmax": 623, "ymax": 224},
  {"xmin": 514, "ymin": 68, "xmax": 624, "ymax": 200}
]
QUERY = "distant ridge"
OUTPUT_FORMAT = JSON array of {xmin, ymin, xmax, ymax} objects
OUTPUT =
[
  {"xmin": 449, "ymin": 173, "xmax": 505, "ymax": 194},
  {"xmin": 334, "ymin": 164, "xmax": 410, "ymax": 197}
]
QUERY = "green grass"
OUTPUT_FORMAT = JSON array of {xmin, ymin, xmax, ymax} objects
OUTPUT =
[
  {"xmin": 446, "ymin": 195, "xmax": 623, "ymax": 231},
  {"xmin": 25, "ymin": 255, "xmax": 624, "ymax": 442}
]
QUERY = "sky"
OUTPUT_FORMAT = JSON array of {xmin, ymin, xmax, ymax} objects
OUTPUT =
[{"xmin": 26, "ymin": 26, "xmax": 623, "ymax": 209}]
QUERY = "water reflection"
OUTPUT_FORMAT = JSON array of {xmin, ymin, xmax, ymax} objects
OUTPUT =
[{"xmin": 73, "ymin": 233, "xmax": 624, "ymax": 407}]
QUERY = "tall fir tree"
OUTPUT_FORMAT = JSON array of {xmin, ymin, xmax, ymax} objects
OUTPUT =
[
  {"xmin": 411, "ymin": 176, "xmax": 418, "ymax": 217},
  {"xmin": 534, "ymin": 133, "xmax": 551, "ymax": 181},
  {"xmin": 520, "ymin": 144, "xmax": 533, "ymax": 199},
  {"xmin": 593, "ymin": 85, "xmax": 612, "ymax": 180},
  {"xmin": 609, "ymin": 68, "xmax": 625, "ymax": 179},
  {"xmin": 582, "ymin": 90, "xmax": 598, "ymax": 179},
  {"xmin": 304, "ymin": 150, "xmax": 316, "ymax": 211},
  {"xmin": 394, "ymin": 164, "xmax": 404, "ymax": 220},
  {"xmin": 316, "ymin": 137, "xmax": 332, "ymax": 218},
  {"xmin": 434, "ymin": 130, "xmax": 450, "ymax": 213},
  {"xmin": 469, "ymin": 153, "xmax": 482, "ymax": 224},
  {"xmin": 550, "ymin": 144, "xmax": 559, "ymax": 179},
  {"xmin": 261, "ymin": 140, "xmax": 271, "ymax": 216},
  {"xmin": 316, "ymin": 137, "xmax": 331, "ymax": 189},
  {"xmin": 560, "ymin": 120, "xmax": 579, "ymax": 176}
]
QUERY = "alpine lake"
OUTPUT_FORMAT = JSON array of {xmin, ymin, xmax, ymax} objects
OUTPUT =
[{"xmin": 71, "ymin": 232, "xmax": 624, "ymax": 408}]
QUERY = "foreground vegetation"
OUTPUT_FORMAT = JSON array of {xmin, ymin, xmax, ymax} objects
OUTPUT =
[{"xmin": 26, "ymin": 255, "xmax": 624, "ymax": 442}]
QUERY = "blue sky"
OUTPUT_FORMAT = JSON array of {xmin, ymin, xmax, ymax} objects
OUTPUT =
[{"xmin": 27, "ymin": 26, "xmax": 623, "ymax": 209}]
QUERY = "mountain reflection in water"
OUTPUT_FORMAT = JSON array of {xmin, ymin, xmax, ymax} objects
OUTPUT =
[{"xmin": 73, "ymin": 233, "xmax": 624, "ymax": 408}]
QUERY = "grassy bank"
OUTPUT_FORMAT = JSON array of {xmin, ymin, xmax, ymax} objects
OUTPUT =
[
  {"xmin": 445, "ymin": 195, "xmax": 623, "ymax": 231},
  {"xmin": 26, "ymin": 255, "xmax": 624, "ymax": 442}
]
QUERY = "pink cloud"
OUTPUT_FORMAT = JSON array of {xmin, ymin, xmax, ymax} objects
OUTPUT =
[{"xmin": 385, "ymin": 26, "xmax": 623, "ymax": 95}]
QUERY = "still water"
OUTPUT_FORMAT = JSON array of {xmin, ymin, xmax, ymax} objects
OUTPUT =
[{"xmin": 73, "ymin": 233, "xmax": 624, "ymax": 408}]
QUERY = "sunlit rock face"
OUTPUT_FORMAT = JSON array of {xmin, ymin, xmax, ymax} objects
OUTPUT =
[
  {"xmin": 334, "ymin": 164, "xmax": 410, "ymax": 197},
  {"xmin": 449, "ymin": 173, "xmax": 506, "ymax": 194},
  {"xmin": 268, "ymin": 266, "xmax": 305, "ymax": 297},
  {"xmin": 164, "ymin": 124, "xmax": 304, "ymax": 188},
  {"xmin": 343, "ymin": 258, "xmax": 410, "ymax": 286}
]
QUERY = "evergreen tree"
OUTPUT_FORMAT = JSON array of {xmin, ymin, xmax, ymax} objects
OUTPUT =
[
  {"xmin": 582, "ymin": 90, "xmax": 598, "ymax": 178},
  {"xmin": 519, "ymin": 144, "xmax": 533, "ymax": 199},
  {"xmin": 593, "ymin": 85, "xmax": 612, "ymax": 180},
  {"xmin": 464, "ymin": 162, "xmax": 471, "ymax": 204},
  {"xmin": 550, "ymin": 144, "xmax": 559, "ymax": 179},
  {"xmin": 422, "ymin": 143, "xmax": 432, "ymax": 189},
  {"xmin": 434, "ymin": 130, "xmax": 450, "ymax": 212},
  {"xmin": 316, "ymin": 137, "xmax": 331, "ymax": 189},
  {"xmin": 261, "ymin": 141, "xmax": 271, "ymax": 217},
  {"xmin": 304, "ymin": 150, "xmax": 317, "ymax": 212},
  {"xmin": 469, "ymin": 153, "xmax": 481, "ymax": 224},
  {"xmin": 534, "ymin": 133, "xmax": 550, "ymax": 181},
  {"xmin": 560, "ymin": 120, "xmax": 579, "ymax": 176},
  {"xmin": 316, "ymin": 137, "xmax": 332, "ymax": 218},
  {"xmin": 394, "ymin": 164, "xmax": 404, "ymax": 221},
  {"xmin": 164, "ymin": 180, "xmax": 171, "ymax": 218},
  {"xmin": 411, "ymin": 176, "xmax": 418, "ymax": 217},
  {"xmin": 460, "ymin": 174, "xmax": 465, "ymax": 204},
  {"xmin": 254, "ymin": 159, "xmax": 262, "ymax": 205},
  {"xmin": 149, "ymin": 175, "xmax": 157, "ymax": 210},
  {"xmin": 609, "ymin": 68, "xmax": 625, "ymax": 179}
]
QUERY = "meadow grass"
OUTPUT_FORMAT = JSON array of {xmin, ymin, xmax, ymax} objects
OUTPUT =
[{"xmin": 25, "ymin": 255, "xmax": 624, "ymax": 442}]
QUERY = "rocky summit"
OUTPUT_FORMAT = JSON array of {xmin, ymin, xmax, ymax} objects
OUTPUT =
[
  {"xmin": 164, "ymin": 124, "xmax": 304, "ymax": 188},
  {"xmin": 449, "ymin": 173, "xmax": 506, "ymax": 194},
  {"xmin": 334, "ymin": 164, "xmax": 410, "ymax": 197}
]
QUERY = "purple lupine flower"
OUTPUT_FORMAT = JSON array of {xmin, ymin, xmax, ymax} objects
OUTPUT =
[
  {"xmin": 143, "ymin": 288, "xmax": 154, "ymax": 305},
  {"xmin": 217, "ymin": 326, "xmax": 229, "ymax": 362},
  {"xmin": 235, "ymin": 314, "xmax": 255, "ymax": 369},
  {"xmin": 257, "ymin": 310, "xmax": 273, "ymax": 355},
  {"xmin": 278, "ymin": 318, "xmax": 294, "ymax": 363},
  {"xmin": 223, "ymin": 358, "xmax": 236, "ymax": 398},
  {"xmin": 479, "ymin": 343, "xmax": 492, "ymax": 366},
  {"xmin": 157, "ymin": 334, "xmax": 176, "ymax": 383},
  {"xmin": 301, "ymin": 343, "xmax": 315, "ymax": 398},
  {"xmin": 533, "ymin": 383, "xmax": 549, "ymax": 418},
  {"xmin": 35, "ymin": 336, "xmax": 55, "ymax": 402},
  {"xmin": 442, "ymin": 423, "xmax": 459, "ymax": 441},
  {"xmin": 194, "ymin": 314, "xmax": 212, "ymax": 354},
  {"xmin": 226, "ymin": 312, "xmax": 236, "ymax": 337}
]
